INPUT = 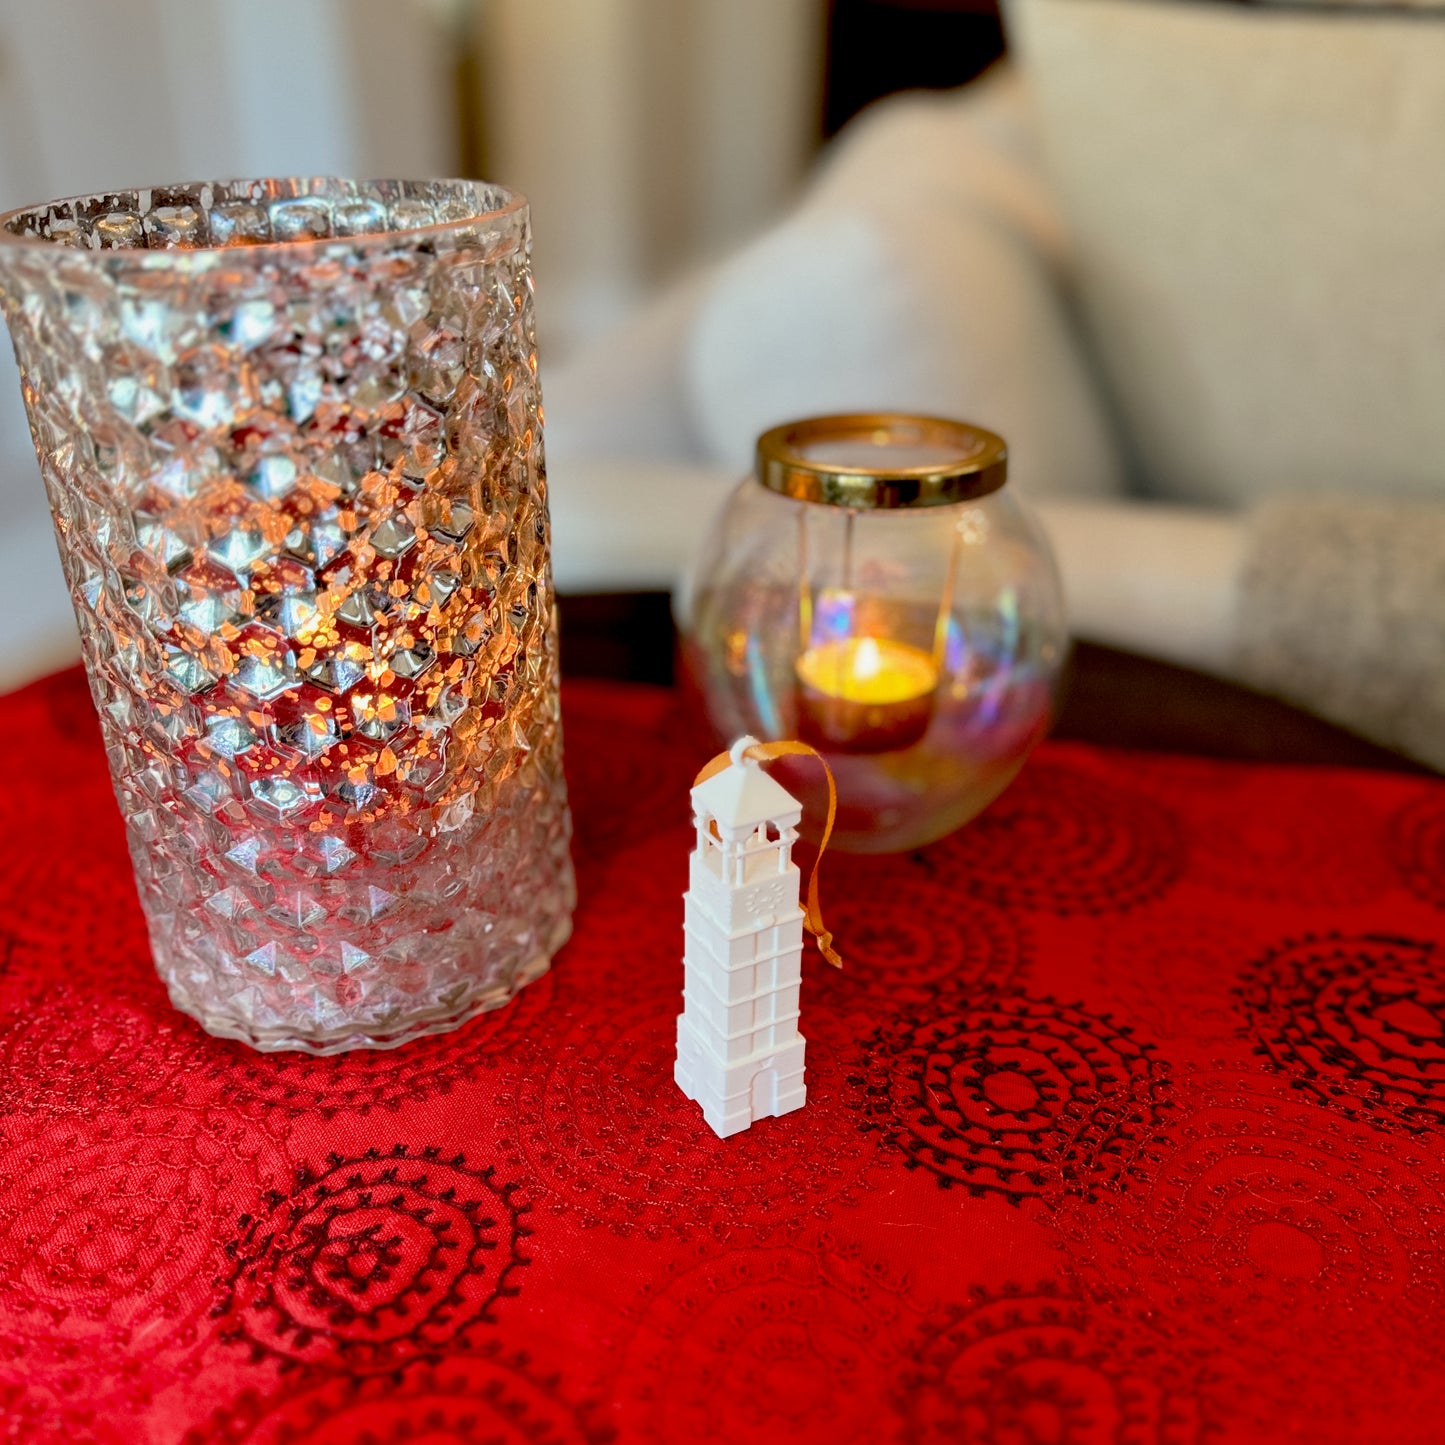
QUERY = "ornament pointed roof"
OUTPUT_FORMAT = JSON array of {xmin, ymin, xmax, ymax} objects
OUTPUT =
[{"xmin": 692, "ymin": 753, "xmax": 801, "ymax": 830}]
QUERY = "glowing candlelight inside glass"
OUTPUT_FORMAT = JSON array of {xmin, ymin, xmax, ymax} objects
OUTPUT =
[{"xmin": 795, "ymin": 635, "xmax": 939, "ymax": 752}]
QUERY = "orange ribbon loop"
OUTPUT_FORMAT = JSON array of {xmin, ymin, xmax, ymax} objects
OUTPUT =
[{"xmin": 693, "ymin": 739, "xmax": 843, "ymax": 969}]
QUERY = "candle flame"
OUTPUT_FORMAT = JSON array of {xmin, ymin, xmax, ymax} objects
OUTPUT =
[{"xmin": 797, "ymin": 636, "xmax": 939, "ymax": 706}]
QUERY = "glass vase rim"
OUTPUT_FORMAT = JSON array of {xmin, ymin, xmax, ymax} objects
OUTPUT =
[
  {"xmin": 756, "ymin": 412, "xmax": 1009, "ymax": 510},
  {"xmin": 0, "ymin": 176, "xmax": 528, "ymax": 265}
]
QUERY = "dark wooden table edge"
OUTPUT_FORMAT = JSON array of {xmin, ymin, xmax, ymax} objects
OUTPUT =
[{"xmin": 557, "ymin": 590, "xmax": 1433, "ymax": 775}]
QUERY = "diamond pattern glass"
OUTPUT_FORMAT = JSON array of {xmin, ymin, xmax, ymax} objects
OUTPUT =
[{"xmin": 0, "ymin": 179, "xmax": 574, "ymax": 1053}]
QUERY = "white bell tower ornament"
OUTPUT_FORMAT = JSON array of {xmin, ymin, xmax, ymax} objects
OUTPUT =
[{"xmin": 675, "ymin": 736, "xmax": 812, "ymax": 1138}]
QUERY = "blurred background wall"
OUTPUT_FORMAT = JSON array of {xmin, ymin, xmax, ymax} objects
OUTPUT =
[
  {"xmin": 476, "ymin": 0, "xmax": 825, "ymax": 354},
  {"xmin": 471, "ymin": 0, "xmax": 1006, "ymax": 353},
  {"xmin": 0, "ymin": 0, "xmax": 1008, "ymax": 355},
  {"xmin": 0, "ymin": 0, "xmax": 1003, "ymax": 682}
]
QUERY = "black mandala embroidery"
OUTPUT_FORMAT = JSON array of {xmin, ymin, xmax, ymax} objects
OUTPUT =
[
  {"xmin": 850, "ymin": 989, "xmax": 1171, "ymax": 1204},
  {"xmin": 217, "ymin": 1144, "xmax": 530, "ymax": 1370},
  {"xmin": 1239, "ymin": 933, "xmax": 1445, "ymax": 1132}
]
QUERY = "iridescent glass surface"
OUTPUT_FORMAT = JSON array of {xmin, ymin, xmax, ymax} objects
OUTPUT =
[
  {"xmin": 0, "ymin": 179, "xmax": 574, "ymax": 1053},
  {"xmin": 683, "ymin": 428, "xmax": 1065, "ymax": 853}
]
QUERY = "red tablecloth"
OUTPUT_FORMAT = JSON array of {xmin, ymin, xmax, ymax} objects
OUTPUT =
[{"xmin": 3, "ymin": 668, "xmax": 1445, "ymax": 1442}]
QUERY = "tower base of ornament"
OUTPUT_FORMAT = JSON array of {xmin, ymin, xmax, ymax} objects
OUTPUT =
[{"xmin": 674, "ymin": 1015, "xmax": 806, "ymax": 1138}]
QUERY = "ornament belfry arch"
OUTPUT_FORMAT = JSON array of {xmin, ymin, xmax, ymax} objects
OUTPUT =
[{"xmin": 675, "ymin": 737, "xmax": 809, "ymax": 1138}]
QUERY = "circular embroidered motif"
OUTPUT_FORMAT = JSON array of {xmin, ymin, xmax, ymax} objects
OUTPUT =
[
  {"xmin": 1389, "ymin": 793, "xmax": 1445, "ymax": 909},
  {"xmin": 1238, "ymin": 934, "xmax": 1445, "ymax": 1131},
  {"xmin": 0, "ymin": 1107, "xmax": 284, "ymax": 1412},
  {"xmin": 851, "ymin": 989, "xmax": 1170, "ymax": 1203},
  {"xmin": 216, "ymin": 1145, "xmax": 530, "ymax": 1370},
  {"xmin": 923, "ymin": 761, "xmax": 1185, "ymax": 914},
  {"xmin": 0, "ymin": 972, "xmax": 554, "ymax": 1124},
  {"xmin": 610, "ymin": 1238, "xmax": 915, "ymax": 1443},
  {"xmin": 1091, "ymin": 912, "xmax": 1259, "ymax": 1044},
  {"xmin": 1053, "ymin": 1069, "xmax": 1445, "ymax": 1371},
  {"xmin": 0, "ymin": 982, "xmax": 204, "ymax": 1116},
  {"xmin": 204, "ymin": 972, "xmax": 556, "ymax": 1118},
  {"xmin": 818, "ymin": 872, "xmax": 1027, "ymax": 996},
  {"xmin": 186, "ymin": 1345, "xmax": 608, "ymax": 1444},
  {"xmin": 898, "ymin": 1284, "xmax": 1210, "ymax": 1445},
  {"xmin": 497, "ymin": 989, "xmax": 881, "ymax": 1237}
]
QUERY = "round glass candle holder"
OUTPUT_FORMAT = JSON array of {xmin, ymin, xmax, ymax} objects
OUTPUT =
[
  {"xmin": 0, "ymin": 178, "xmax": 575, "ymax": 1053},
  {"xmin": 681, "ymin": 414, "xmax": 1066, "ymax": 853}
]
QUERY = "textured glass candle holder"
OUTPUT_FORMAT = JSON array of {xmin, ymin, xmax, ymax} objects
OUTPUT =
[{"xmin": 0, "ymin": 179, "xmax": 574, "ymax": 1053}]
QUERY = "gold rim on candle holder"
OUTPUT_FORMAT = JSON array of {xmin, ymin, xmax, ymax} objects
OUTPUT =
[{"xmin": 756, "ymin": 413, "xmax": 1008, "ymax": 510}]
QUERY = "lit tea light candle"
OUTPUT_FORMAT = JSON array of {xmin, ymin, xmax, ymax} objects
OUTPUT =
[{"xmin": 795, "ymin": 635, "xmax": 938, "ymax": 753}]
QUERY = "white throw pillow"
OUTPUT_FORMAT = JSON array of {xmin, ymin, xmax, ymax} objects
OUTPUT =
[
  {"xmin": 685, "ymin": 73, "xmax": 1127, "ymax": 500},
  {"xmin": 1008, "ymin": 0, "xmax": 1445, "ymax": 505}
]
